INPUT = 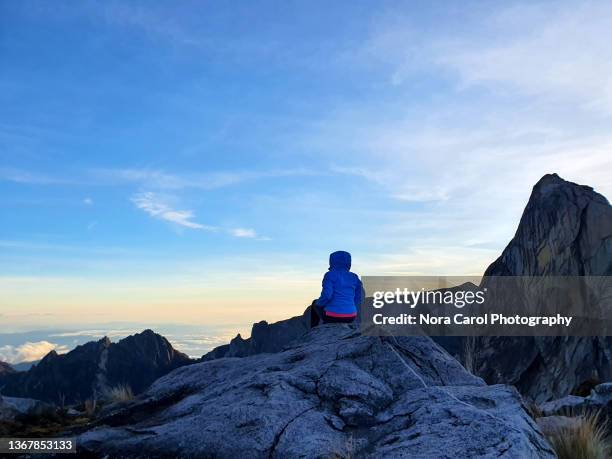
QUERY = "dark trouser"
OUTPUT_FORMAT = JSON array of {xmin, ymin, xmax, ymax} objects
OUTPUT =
[{"xmin": 310, "ymin": 300, "xmax": 355, "ymax": 328}]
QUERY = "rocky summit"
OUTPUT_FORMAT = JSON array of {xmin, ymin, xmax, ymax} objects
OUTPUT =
[
  {"xmin": 484, "ymin": 173, "xmax": 611, "ymax": 277},
  {"xmin": 0, "ymin": 330, "xmax": 192, "ymax": 404},
  {"xmin": 473, "ymin": 174, "xmax": 612, "ymax": 403},
  {"xmin": 79, "ymin": 325, "xmax": 553, "ymax": 458}
]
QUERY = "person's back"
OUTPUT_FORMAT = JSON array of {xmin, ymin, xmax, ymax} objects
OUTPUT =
[{"xmin": 311, "ymin": 251, "xmax": 362, "ymax": 326}]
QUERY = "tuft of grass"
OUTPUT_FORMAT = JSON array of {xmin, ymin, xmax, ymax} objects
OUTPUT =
[
  {"xmin": 84, "ymin": 398, "xmax": 97, "ymax": 417},
  {"xmin": 104, "ymin": 384, "xmax": 134, "ymax": 403},
  {"xmin": 546, "ymin": 411, "xmax": 610, "ymax": 459}
]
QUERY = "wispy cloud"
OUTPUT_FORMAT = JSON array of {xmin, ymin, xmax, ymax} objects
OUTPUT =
[
  {"xmin": 0, "ymin": 341, "xmax": 69, "ymax": 364},
  {"xmin": 95, "ymin": 167, "xmax": 319, "ymax": 190},
  {"xmin": 367, "ymin": 3, "xmax": 612, "ymax": 114},
  {"xmin": 130, "ymin": 192, "xmax": 267, "ymax": 238},
  {"xmin": 0, "ymin": 167, "xmax": 72, "ymax": 185},
  {"xmin": 331, "ymin": 165, "xmax": 450, "ymax": 203},
  {"xmin": 83, "ymin": 197, "xmax": 93, "ymax": 205},
  {"xmin": 392, "ymin": 189, "xmax": 449, "ymax": 203},
  {"xmin": 101, "ymin": 169, "xmax": 191, "ymax": 189},
  {"xmin": 230, "ymin": 228, "xmax": 257, "ymax": 238},
  {"xmin": 131, "ymin": 192, "xmax": 215, "ymax": 230},
  {"xmin": 2, "ymin": 167, "xmax": 320, "ymax": 190},
  {"xmin": 442, "ymin": 3, "xmax": 612, "ymax": 113}
]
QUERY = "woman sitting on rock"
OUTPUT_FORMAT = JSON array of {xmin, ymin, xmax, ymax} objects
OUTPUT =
[{"xmin": 311, "ymin": 251, "xmax": 363, "ymax": 327}]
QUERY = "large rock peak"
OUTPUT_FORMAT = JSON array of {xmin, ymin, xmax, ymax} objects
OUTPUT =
[
  {"xmin": 485, "ymin": 173, "xmax": 612, "ymax": 276},
  {"xmin": 474, "ymin": 174, "xmax": 612, "ymax": 402}
]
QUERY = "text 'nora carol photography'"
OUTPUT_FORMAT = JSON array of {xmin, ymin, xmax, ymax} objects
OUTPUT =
[{"xmin": 372, "ymin": 312, "xmax": 572, "ymax": 328}]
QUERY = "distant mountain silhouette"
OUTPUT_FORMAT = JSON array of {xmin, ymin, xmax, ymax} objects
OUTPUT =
[
  {"xmin": 202, "ymin": 309, "xmax": 310, "ymax": 360},
  {"xmin": 0, "ymin": 330, "xmax": 192, "ymax": 404},
  {"xmin": 0, "ymin": 361, "xmax": 15, "ymax": 378}
]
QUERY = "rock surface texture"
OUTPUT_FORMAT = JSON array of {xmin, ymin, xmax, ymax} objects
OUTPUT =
[
  {"xmin": 0, "ymin": 330, "xmax": 192, "ymax": 404},
  {"xmin": 475, "ymin": 174, "xmax": 612, "ymax": 403},
  {"xmin": 79, "ymin": 325, "xmax": 554, "ymax": 458}
]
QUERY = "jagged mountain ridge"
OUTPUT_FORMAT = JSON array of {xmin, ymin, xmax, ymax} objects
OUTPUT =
[
  {"xmin": 202, "ymin": 308, "xmax": 310, "ymax": 360},
  {"xmin": 0, "ymin": 330, "xmax": 192, "ymax": 404}
]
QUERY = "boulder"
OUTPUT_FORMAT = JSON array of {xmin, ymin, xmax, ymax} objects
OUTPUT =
[
  {"xmin": 0, "ymin": 395, "xmax": 55, "ymax": 422},
  {"xmin": 539, "ymin": 395, "xmax": 588, "ymax": 416},
  {"xmin": 79, "ymin": 325, "xmax": 554, "ymax": 458},
  {"xmin": 540, "ymin": 382, "xmax": 612, "ymax": 418}
]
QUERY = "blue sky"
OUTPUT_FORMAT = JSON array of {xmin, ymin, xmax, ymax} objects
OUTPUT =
[{"xmin": 1, "ymin": 1, "xmax": 612, "ymax": 360}]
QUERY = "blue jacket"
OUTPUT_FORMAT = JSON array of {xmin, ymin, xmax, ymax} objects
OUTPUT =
[{"xmin": 317, "ymin": 251, "xmax": 362, "ymax": 316}]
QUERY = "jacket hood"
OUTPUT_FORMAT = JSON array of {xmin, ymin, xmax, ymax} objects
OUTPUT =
[{"xmin": 329, "ymin": 251, "xmax": 351, "ymax": 271}]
